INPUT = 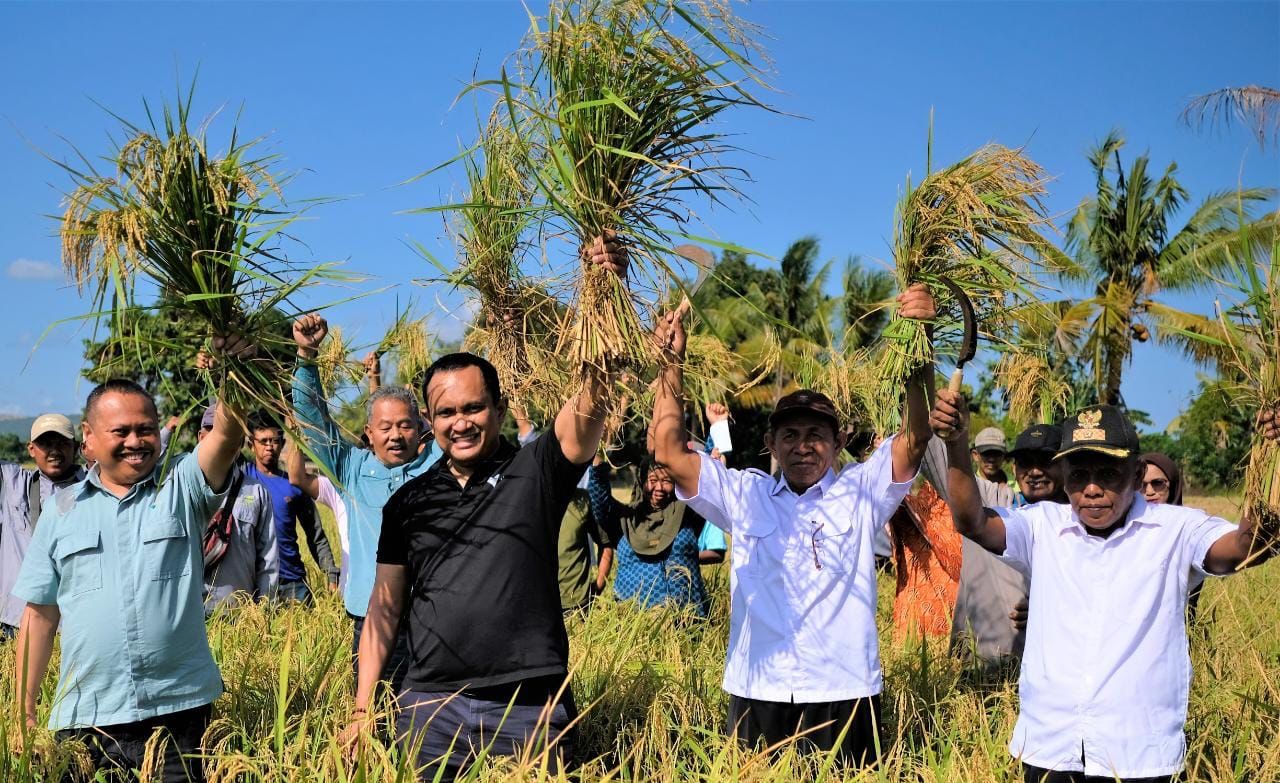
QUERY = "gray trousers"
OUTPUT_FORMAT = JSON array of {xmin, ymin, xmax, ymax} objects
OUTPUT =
[{"xmin": 395, "ymin": 677, "xmax": 576, "ymax": 780}]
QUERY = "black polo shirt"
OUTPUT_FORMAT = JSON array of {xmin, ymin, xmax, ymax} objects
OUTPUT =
[{"xmin": 377, "ymin": 432, "xmax": 585, "ymax": 692}]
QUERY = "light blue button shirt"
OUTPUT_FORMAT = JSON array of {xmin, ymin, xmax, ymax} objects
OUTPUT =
[
  {"xmin": 13, "ymin": 446, "xmax": 226, "ymax": 730},
  {"xmin": 292, "ymin": 363, "xmax": 441, "ymax": 617}
]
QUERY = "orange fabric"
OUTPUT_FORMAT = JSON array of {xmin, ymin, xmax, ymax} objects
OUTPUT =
[{"xmin": 890, "ymin": 482, "xmax": 962, "ymax": 639}]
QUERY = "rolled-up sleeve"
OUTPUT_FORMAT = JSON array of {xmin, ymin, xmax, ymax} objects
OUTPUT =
[
  {"xmin": 1184, "ymin": 510, "xmax": 1241, "ymax": 577},
  {"xmin": 12, "ymin": 505, "xmax": 59, "ymax": 605},
  {"xmin": 856, "ymin": 436, "xmax": 917, "ymax": 525},
  {"xmin": 174, "ymin": 446, "xmax": 229, "ymax": 527},
  {"xmin": 674, "ymin": 452, "xmax": 743, "ymax": 533},
  {"xmin": 994, "ymin": 506, "xmax": 1034, "ymax": 573}
]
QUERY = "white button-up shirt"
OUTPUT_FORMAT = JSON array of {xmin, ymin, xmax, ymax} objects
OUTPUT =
[
  {"xmin": 996, "ymin": 497, "xmax": 1238, "ymax": 777},
  {"xmin": 678, "ymin": 438, "xmax": 913, "ymax": 702}
]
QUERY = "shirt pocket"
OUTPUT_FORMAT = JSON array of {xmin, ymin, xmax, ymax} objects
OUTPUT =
[
  {"xmin": 142, "ymin": 517, "xmax": 193, "ymax": 580},
  {"xmin": 54, "ymin": 529, "xmax": 103, "ymax": 597},
  {"xmin": 734, "ymin": 516, "xmax": 779, "ymax": 578},
  {"xmin": 809, "ymin": 525, "xmax": 854, "ymax": 574}
]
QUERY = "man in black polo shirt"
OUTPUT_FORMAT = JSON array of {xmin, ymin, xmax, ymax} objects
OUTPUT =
[{"xmin": 341, "ymin": 236, "xmax": 625, "ymax": 776}]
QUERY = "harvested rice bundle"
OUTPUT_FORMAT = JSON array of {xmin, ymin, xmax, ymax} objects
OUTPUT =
[
  {"xmin": 315, "ymin": 326, "xmax": 362, "ymax": 398},
  {"xmin": 381, "ymin": 317, "xmax": 434, "ymax": 393},
  {"xmin": 508, "ymin": 0, "xmax": 771, "ymax": 375},
  {"xmin": 792, "ymin": 338, "xmax": 897, "ymax": 440},
  {"xmin": 879, "ymin": 144, "xmax": 1060, "ymax": 397},
  {"xmin": 59, "ymin": 87, "xmax": 335, "ymax": 420},
  {"xmin": 1172, "ymin": 221, "xmax": 1280, "ymax": 561}
]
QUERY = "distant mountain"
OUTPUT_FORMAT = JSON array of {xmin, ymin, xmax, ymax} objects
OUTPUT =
[{"xmin": 0, "ymin": 415, "xmax": 82, "ymax": 439}]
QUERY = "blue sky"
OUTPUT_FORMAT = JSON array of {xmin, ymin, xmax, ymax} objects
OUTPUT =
[{"xmin": 1, "ymin": 1, "xmax": 1276, "ymax": 430}]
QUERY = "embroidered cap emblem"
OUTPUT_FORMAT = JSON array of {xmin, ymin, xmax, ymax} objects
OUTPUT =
[{"xmin": 1073, "ymin": 409, "xmax": 1106, "ymax": 441}]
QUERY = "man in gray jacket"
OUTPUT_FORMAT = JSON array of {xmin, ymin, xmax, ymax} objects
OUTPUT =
[
  {"xmin": 193, "ymin": 405, "xmax": 279, "ymax": 614},
  {"xmin": 0, "ymin": 414, "xmax": 85, "ymax": 639}
]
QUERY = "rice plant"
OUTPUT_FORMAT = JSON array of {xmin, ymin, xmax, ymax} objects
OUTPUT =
[
  {"xmin": 496, "ymin": 0, "xmax": 772, "ymax": 376},
  {"xmin": 57, "ymin": 83, "xmax": 339, "ymax": 423},
  {"xmin": 878, "ymin": 143, "xmax": 1062, "ymax": 401}
]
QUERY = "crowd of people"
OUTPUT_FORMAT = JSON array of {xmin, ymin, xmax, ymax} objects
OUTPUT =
[{"xmin": 1, "ymin": 237, "xmax": 1278, "ymax": 783}]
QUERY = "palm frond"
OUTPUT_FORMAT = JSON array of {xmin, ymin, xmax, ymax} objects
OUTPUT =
[{"xmin": 1182, "ymin": 85, "xmax": 1280, "ymax": 149}]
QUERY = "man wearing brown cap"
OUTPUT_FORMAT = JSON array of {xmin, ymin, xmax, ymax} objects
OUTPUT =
[
  {"xmin": 972, "ymin": 426, "xmax": 1014, "ymax": 507},
  {"xmin": 0, "ymin": 414, "xmax": 85, "ymax": 639},
  {"xmin": 650, "ymin": 285, "xmax": 937, "ymax": 767},
  {"xmin": 932, "ymin": 393, "xmax": 1279, "ymax": 783}
]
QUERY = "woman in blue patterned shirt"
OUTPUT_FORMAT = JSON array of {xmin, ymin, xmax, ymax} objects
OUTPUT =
[{"xmin": 588, "ymin": 459, "xmax": 724, "ymax": 617}]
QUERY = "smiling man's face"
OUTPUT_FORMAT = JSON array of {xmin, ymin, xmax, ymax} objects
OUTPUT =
[
  {"xmin": 427, "ymin": 365, "xmax": 506, "ymax": 468},
  {"xmin": 365, "ymin": 398, "xmax": 421, "ymax": 468},
  {"xmin": 1063, "ymin": 453, "xmax": 1143, "ymax": 532},
  {"xmin": 83, "ymin": 391, "xmax": 160, "ymax": 490}
]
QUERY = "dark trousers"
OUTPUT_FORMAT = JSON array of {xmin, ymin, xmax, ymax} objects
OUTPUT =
[
  {"xmin": 395, "ymin": 676, "xmax": 577, "ymax": 781},
  {"xmin": 727, "ymin": 693, "xmax": 882, "ymax": 768},
  {"xmin": 350, "ymin": 612, "xmax": 412, "ymax": 695},
  {"xmin": 55, "ymin": 704, "xmax": 212, "ymax": 783},
  {"xmin": 1023, "ymin": 765, "xmax": 1177, "ymax": 783}
]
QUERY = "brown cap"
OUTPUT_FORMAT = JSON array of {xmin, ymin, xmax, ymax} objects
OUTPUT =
[{"xmin": 769, "ymin": 389, "xmax": 840, "ymax": 432}]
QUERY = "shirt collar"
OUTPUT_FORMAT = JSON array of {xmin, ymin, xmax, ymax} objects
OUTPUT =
[
  {"xmin": 81, "ymin": 462, "xmax": 157, "ymax": 500},
  {"xmin": 770, "ymin": 467, "xmax": 837, "ymax": 498}
]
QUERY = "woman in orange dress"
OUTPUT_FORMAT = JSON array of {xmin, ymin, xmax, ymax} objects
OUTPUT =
[{"xmin": 889, "ymin": 480, "xmax": 963, "ymax": 639}]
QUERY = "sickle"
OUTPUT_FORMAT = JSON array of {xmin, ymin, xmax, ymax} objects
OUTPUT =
[
  {"xmin": 937, "ymin": 276, "xmax": 977, "ymax": 393},
  {"xmin": 674, "ymin": 244, "xmax": 716, "ymax": 298}
]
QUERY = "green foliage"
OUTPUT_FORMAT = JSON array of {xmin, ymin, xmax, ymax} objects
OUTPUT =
[
  {"xmin": 0, "ymin": 433, "xmax": 27, "ymax": 463},
  {"xmin": 1170, "ymin": 380, "xmax": 1253, "ymax": 491}
]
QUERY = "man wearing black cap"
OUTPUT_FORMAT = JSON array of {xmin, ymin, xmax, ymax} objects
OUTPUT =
[
  {"xmin": 650, "ymin": 285, "xmax": 937, "ymax": 767},
  {"xmin": 932, "ymin": 391, "xmax": 1279, "ymax": 783},
  {"xmin": 950, "ymin": 423, "xmax": 1066, "ymax": 665}
]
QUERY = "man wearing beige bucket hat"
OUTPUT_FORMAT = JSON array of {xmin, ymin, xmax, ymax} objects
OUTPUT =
[{"xmin": 0, "ymin": 413, "xmax": 85, "ymax": 640}]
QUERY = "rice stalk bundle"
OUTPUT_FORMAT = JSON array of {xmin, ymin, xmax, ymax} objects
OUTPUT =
[
  {"xmin": 314, "ymin": 326, "xmax": 361, "ymax": 398},
  {"xmin": 58, "ymin": 86, "xmax": 336, "ymax": 420},
  {"xmin": 993, "ymin": 352, "xmax": 1072, "ymax": 429},
  {"xmin": 792, "ymin": 337, "xmax": 897, "ymax": 439},
  {"xmin": 879, "ymin": 144, "xmax": 1059, "ymax": 397},
  {"xmin": 1176, "ymin": 218, "xmax": 1280, "ymax": 561},
  {"xmin": 382, "ymin": 317, "xmax": 434, "ymax": 393},
  {"xmin": 505, "ymin": 0, "xmax": 771, "ymax": 376}
]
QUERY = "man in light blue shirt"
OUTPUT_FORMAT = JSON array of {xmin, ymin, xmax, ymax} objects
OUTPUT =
[
  {"xmin": 13, "ymin": 377, "xmax": 245, "ymax": 782},
  {"xmin": 291, "ymin": 314, "xmax": 441, "ymax": 690}
]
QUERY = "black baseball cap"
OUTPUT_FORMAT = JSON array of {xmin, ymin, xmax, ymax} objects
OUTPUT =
[
  {"xmin": 769, "ymin": 389, "xmax": 840, "ymax": 433},
  {"xmin": 1055, "ymin": 405, "xmax": 1139, "ymax": 460},
  {"xmin": 1008, "ymin": 423, "xmax": 1062, "ymax": 460}
]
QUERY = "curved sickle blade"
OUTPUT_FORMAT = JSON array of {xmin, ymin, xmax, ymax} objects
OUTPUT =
[
  {"xmin": 938, "ymin": 276, "xmax": 977, "ymax": 392},
  {"xmin": 674, "ymin": 244, "xmax": 716, "ymax": 297}
]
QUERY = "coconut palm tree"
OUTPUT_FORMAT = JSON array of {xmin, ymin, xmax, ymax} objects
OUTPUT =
[
  {"xmin": 1062, "ymin": 131, "xmax": 1277, "ymax": 405},
  {"xmin": 841, "ymin": 255, "xmax": 895, "ymax": 350}
]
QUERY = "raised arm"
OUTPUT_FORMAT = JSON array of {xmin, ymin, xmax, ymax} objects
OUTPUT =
[
  {"xmin": 292, "ymin": 315, "xmax": 349, "ymax": 476},
  {"xmin": 1204, "ymin": 406, "xmax": 1280, "ymax": 573},
  {"xmin": 286, "ymin": 439, "xmax": 321, "ymax": 501},
  {"xmin": 930, "ymin": 388, "xmax": 1007, "ymax": 554},
  {"xmin": 363, "ymin": 351, "xmax": 381, "ymax": 394},
  {"xmin": 198, "ymin": 398, "xmax": 246, "ymax": 495},
  {"xmin": 554, "ymin": 234, "xmax": 629, "ymax": 465},
  {"xmin": 651, "ymin": 305, "xmax": 702, "ymax": 497},
  {"xmin": 890, "ymin": 284, "xmax": 937, "ymax": 483}
]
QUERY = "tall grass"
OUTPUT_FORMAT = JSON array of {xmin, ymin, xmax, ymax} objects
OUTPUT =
[{"xmin": 5, "ymin": 503, "xmax": 1279, "ymax": 781}]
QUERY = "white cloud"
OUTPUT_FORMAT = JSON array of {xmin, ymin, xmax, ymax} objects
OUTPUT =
[{"xmin": 7, "ymin": 258, "xmax": 60, "ymax": 281}]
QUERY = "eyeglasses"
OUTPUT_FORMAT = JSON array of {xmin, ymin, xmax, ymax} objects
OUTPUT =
[
  {"xmin": 1141, "ymin": 478, "xmax": 1169, "ymax": 492},
  {"xmin": 253, "ymin": 437, "xmax": 284, "ymax": 447},
  {"xmin": 810, "ymin": 520, "xmax": 824, "ymax": 570}
]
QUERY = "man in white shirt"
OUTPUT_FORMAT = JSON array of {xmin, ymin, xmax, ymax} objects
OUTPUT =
[
  {"xmin": 650, "ymin": 285, "xmax": 936, "ymax": 767},
  {"xmin": 931, "ymin": 393, "xmax": 1278, "ymax": 783}
]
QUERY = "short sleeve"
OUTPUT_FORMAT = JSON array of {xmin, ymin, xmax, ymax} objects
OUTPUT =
[
  {"xmin": 377, "ymin": 484, "xmax": 411, "ymax": 566},
  {"xmin": 674, "ymin": 452, "xmax": 759, "ymax": 533},
  {"xmin": 853, "ymin": 436, "xmax": 916, "ymax": 526},
  {"xmin": 174, "ymin": 444, "xmax": 230, "ymax": 531},
  {"xmin": 12, "ymin": 504, "xmax": 61, "ymax": 605},
  {"xmin": 994, "ymin": 505, "xmax": 1034, "ymax": 572},
  {"xmin": 529, "ymin": 432, "xmax": 590, "ymax": 505},
  {"xmin": 1181, "ymin": 509, "xmax": 1240, "ymax": 576}
]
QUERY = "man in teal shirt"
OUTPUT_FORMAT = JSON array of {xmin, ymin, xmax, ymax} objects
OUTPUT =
[
  {"xmin": 291, "ymin": 314, "xmax": 441, "ymax": 690},
  {"xmin": 13, "ymin": 377, "xmax": 245, "ymax": 782}
]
